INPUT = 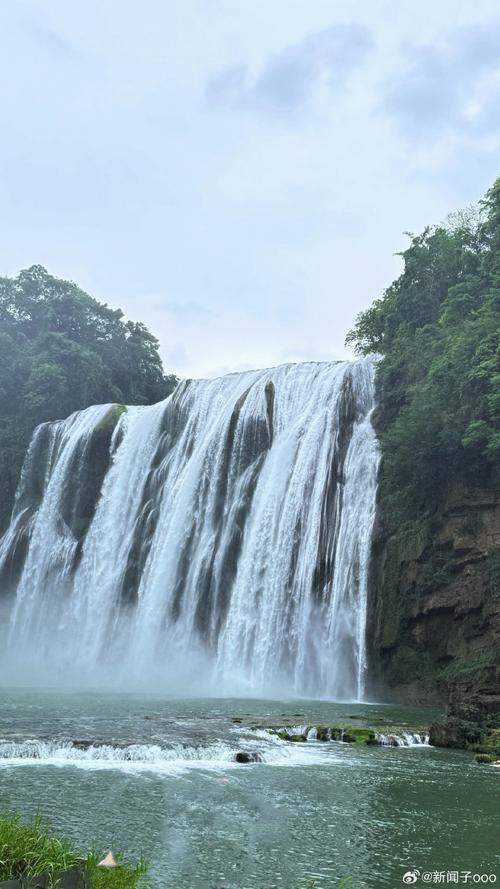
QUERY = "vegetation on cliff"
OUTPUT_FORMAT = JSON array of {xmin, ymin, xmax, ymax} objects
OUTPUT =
[
  {"xmin": 0, "ymin": 266, "xmax": 177, "ymax": 532},
  {"xmin": 348, "ymin": 178, "xmax": 500, "ymax": 714},
  {"xmin": 347, "ymin": 178, "xmax": 500, "ymax": 526}
]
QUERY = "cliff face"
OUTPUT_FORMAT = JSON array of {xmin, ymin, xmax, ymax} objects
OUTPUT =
[{"xmin": 367, "ymin": 476, "xmax": 500, "ymax": 715}]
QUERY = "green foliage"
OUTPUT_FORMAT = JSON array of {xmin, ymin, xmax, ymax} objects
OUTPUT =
[
  {"xmin": 439, "ymin": 652, "xmax": 496, "ymax": 680},
  {"xmin": 276, "ymin": 731, "xmax": 308, "ymax": 742},
  {"xmin": 0, "ymin": 266, "xmax": 177, "ymax": 532},
  {"xmin": 0, "ymin": 814, "xmax": 147, "ymax": 887},
  {"xmin": 94, "ymin": 404, "xmax": 128, "ymax": 434},
  {"xmin": 472, "ymin": 726, "xmax": 500, "ymax": 757},
  {"xmin": 86, "ymin": 852, "xmax": 148, "ymax": 889},
  {"xmin": 341, "ymin": 727, "xmax": 375, "ymax": 744},
  {"xmin": 347, "ymin": 178, "xmax": 500, "ymax": 526},
  {"xmin": 0, "ymin": 814, "xmax": 81, "ymax": 882},
  {"xmin": 276, "ymin": 724, "xmax": 377, "ymax": 744},
  {"xmin": 475, "ymin": 753, "xmax": 496, "ymax": 764},
  {"xmin": 478, "ymin": 551, "xmax": 500, "ymax": 592}
]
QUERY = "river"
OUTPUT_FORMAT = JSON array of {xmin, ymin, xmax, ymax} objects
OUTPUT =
[{"xmin": 0, "ymin": 689, "xmax": 498, "ymax": 889}]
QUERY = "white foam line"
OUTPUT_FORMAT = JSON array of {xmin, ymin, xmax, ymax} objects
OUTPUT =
[{"xmin": 0, "ymin": 737, "xmax": 335, "ymax": 774}]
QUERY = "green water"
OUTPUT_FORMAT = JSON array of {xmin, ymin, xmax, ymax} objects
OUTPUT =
[{"xmin": 0, "ymin": 689, "xmax": 498, "ymax": 888}]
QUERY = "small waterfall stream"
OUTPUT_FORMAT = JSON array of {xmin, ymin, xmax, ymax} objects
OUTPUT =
[{"xmin": 0, "ymin": 359, "xmax": 379, "ymax": 698}]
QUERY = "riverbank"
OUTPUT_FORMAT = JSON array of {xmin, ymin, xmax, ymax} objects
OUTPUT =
[
  {"xmin": 0, "ymin": 814, "xmax": 146, "ymax": 887},
  {"xmin": 428, "ymin": 703, "xmax": 500, "ymax": 764}
]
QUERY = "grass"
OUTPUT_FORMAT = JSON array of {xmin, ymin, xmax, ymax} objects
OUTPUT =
[
  {"xmin": 86, "ymin": 853, "xmax": 147, "ymax": 889},
  {"xmin": 439, "ymin": 651, "xmax": 496, "ymax": 680},
  {"xmin": 0, "ymin": 815, "xmax": 147, "ymax": 888}
]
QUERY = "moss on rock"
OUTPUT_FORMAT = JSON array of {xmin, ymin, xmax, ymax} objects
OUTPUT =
[
  {"xmin": 345, "ymin": 727, "xmax": 376, "ymax": 744},
  {"xmin": 276, "ymin": 731, "xmax": 308, "ymax": 742},
  {"xmin": 94, "ymin": 403, "xmax": 127, "ymax": 434}
]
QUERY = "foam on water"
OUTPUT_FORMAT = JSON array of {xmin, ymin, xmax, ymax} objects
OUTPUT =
[
  {"xmin": 0, "ymin": 735, "xmax": 335, "ymax": 774},
  {"xmin": 375, "ymin": 732, "xmax": 430, "ymax": 747}
]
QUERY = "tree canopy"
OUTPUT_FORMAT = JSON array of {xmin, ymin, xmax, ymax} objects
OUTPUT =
[
  {"xmin": 0, "ymin": 266, "xmax": 177, "ymax": 532},
  {"xmin": 347, "ymin": 178, "xmax": 500, "ymax": 525}
]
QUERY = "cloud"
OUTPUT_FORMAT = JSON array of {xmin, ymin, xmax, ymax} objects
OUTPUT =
[
  {"xmin": 3, "ymin": 1, "xmax": 500, "ymax": 382},
  {"xmin": 205, "ymin": 23, "xmax": 374, "ymax": 116},
  {"xmin": 383, "ymin": 24, "xmax": 500, "ymax": 139},
  {"xmin": 26, "ymin": 22, "xmax": 73, "ymax": 56},
  {"xmin": 163, "ymin": 300, "xmax": 216, "ymax": 320},
  {"xmin": 205, "ymin": 65, "xmax": 248, "ymax": 109},
  {"xmin": 164, "ymin": 343, "xmax": 191, "ymax": 371}
]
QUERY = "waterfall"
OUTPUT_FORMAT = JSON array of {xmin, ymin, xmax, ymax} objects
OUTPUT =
[{"xmin": 0, "ymin": 359, "xmax": 379, "ymax": 700}]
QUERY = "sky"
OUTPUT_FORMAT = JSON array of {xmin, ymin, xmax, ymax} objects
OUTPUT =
[{"xmin": 1, "ymin": 1, "xmax": 500, "ymax": 379}]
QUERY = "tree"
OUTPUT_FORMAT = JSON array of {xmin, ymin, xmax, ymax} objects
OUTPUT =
[
  {"xmin": 0, "ymin": 266, "xmax": 177, "ymax": 532},
  {"xmin": 346, "ymin": 178, "xmax": 500, "ymax": 525}
]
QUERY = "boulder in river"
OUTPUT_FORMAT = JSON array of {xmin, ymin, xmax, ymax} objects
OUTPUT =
[{"xmin": 234, "ymin": 751, "xmax": 262, "ymax": 763}]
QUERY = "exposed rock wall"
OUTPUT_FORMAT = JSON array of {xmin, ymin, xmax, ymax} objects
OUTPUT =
[{"xmin": 367, "ymin": 474, "xmax": 500, "ymax": 712}]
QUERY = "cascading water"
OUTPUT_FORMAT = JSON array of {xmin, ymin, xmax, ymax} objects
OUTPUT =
[{"xmin": 0, "ymin": 359, "xmax": 379, "ymax": 699}]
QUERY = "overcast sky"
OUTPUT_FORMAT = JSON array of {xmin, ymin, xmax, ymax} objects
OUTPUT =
[{"xmin": 1, "ymin": 1, "xmax": 500, "ymax": 379}]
